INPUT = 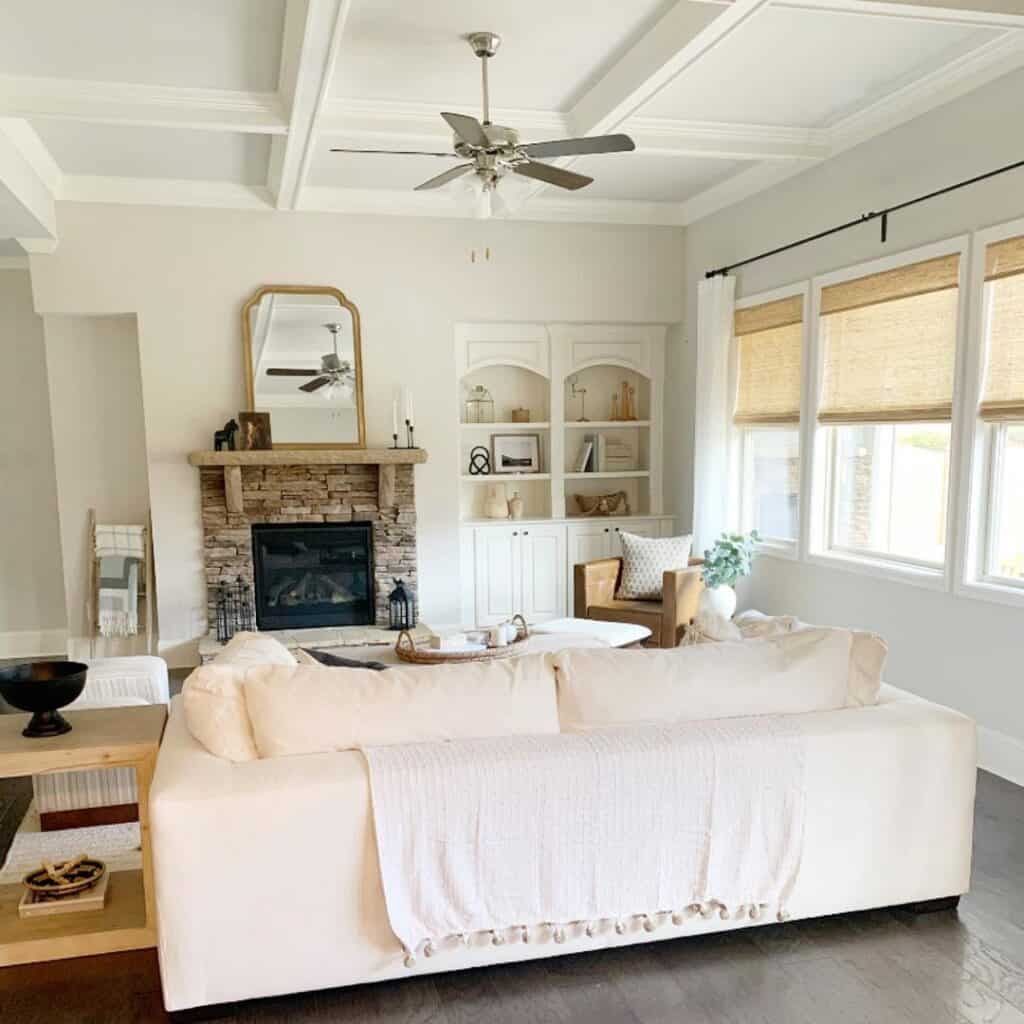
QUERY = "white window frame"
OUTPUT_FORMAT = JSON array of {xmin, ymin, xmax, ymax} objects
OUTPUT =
[
  {"xmin": 730, "ymin": 282, "xmax": 809, "ymax": 561},
  {"xmin": 955, "ymin": 214, "xmax": 1024, "ymax": 608},
  {"xmin": 803, "ymin": 236, "xmax": 970, "ymax": 592}
]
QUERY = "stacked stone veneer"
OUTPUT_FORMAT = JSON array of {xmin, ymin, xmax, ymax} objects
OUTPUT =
[{"xmin": 199, "ymin": 463, "xmax": 417, "ymax": 629}]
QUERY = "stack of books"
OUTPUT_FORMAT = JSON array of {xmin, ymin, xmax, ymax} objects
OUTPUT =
[{"xmin": 574, "ymin": 435, "xmax": 637, "ymax": 473}]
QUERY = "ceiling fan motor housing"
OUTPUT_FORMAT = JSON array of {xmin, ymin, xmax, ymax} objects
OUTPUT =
[{"xmin": 466, "ymin": 32, "xmax": 501, "ymax": 58}]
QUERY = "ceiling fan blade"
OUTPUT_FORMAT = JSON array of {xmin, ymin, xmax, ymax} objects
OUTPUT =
[
  {"xmin": 414, "ymin": 163, "xmax": 475, "ymax": 191},
  {"xmin": 330, "ymin": 148, "xmax": 458, "ymax": 157},
  {"xmin": 441, "ymin": 112, "xmax": 489, "ymax": 148},
  {"xmin": 299, "ymin": 376, "xmax": 331, "ymax": 393},
  {"xmin": 514, "ymin": 161, "xmax": 594, "ymax": 191},
  {"xmin": 521, "ymin": 133, "xmax": 636, "ymax": 159},
  {"xmin": 266, "ymin": 368, "xmax": 318, "ymax": 377}
]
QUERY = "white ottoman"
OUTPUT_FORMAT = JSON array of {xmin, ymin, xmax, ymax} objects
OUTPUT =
[
  {"xmin": 531, "ymin": 617, "xmax": 651, "ymax": 647},
  {"xmin": 33, "ymin": 655, "xmax": 169, "ymax": 830}
]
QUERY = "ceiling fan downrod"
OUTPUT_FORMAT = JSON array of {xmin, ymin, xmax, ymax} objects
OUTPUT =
[{"xmin": 467, "ymin": 32, "xmax": 501, "ymax": 127}]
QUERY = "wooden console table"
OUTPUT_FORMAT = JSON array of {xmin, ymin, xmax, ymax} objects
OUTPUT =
[{"xmin": 0, "ymin": 704, "xmax": 166, "ymax": 966}]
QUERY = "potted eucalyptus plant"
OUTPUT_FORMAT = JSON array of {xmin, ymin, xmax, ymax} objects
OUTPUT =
[{"xmin": 699, "ymin": 530, "xmax": 760, "ymax": 620}]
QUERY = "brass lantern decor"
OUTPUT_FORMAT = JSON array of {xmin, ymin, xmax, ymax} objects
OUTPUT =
[
  {"xmin": 388, "ymin": 579, "xmax": 414, "ymax": 631},
  {"xmin": 464, "ymin": 385, "xmax": 495, "ymax": 424}
]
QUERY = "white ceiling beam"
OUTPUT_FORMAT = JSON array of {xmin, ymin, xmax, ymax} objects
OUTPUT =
[
  {"xmin": 569, "ymin": 0, "xmax": 772, "ymax": 138},
  {"xmin": 267, "ymin": 0, "xmax": 352, "ymax": 211},
  {"xmin": 0, "ymin": 119, "xmax": 58, "ymax": 244},
  {"xmin": 775, "ymin": 0, "xmax": 1024, "ymax": 28},
  {"xmin": 629, "ymin": 118, "xmax": 829, "ymax": 160},
  {"xmin": 0, "ymin": 75, "xmax": 287, "ymax": 134}
]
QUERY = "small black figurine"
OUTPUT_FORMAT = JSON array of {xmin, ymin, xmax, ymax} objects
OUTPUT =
[
  {"xmin": 468, "ymin": 445, "xmax": 491, "ymax": 475},
  {"xmin": 214, "ymin": 419, "xmax": 239, "ymax": 451}
]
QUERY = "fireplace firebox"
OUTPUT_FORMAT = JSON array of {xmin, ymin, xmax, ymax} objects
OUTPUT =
[{"xmin": 251, "ymin": 523, "xmax": 374, "ymax": 630}]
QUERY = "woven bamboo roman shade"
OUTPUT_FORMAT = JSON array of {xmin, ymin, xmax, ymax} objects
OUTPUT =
[
  {"xmin": 732, "ymin": 295, "xmax": 803, "ymax": 425},
  {"xmin": 980, "ymin": 234, "xmax": 1024, "ymax": 421},
  {"xmin": 818, "ymin": 254, "xmax": 960, "ymax": 424}
]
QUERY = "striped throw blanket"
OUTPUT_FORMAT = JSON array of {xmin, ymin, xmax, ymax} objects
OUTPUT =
[
  {"xmin": 95, "ymin": 524, "xmax": 145, "ymax": 638},
  {"xmin": 363, "ymin": 715, "xmax": 807, "ymax": 965}
]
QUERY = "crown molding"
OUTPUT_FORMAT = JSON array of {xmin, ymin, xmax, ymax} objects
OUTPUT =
[
  {"xmin": 775, "ymin": 0, "xmax": 1024, "ymax": 30},
  {"xmin": 59, "ymin": 175, "xmax": 274, "ymax": 210},
  {"xmin": 0, "ymin": 74, "xmax": 287, "ymax": 134},
  {"xmin": 628, "ymin": 116, "xmax": 829, "ymax": 160},
  {"xmin": 297, "ymin": 185, "xmax": 688, "ymax": 225}
]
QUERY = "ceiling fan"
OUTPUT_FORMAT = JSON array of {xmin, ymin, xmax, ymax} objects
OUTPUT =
[
  {"xmin": 330, "ymin": 31, "xmax": 635, "ymax": 214},
  {"xmin": 265, "ymin": 323, "xmax": 354, "ymax": 398}
]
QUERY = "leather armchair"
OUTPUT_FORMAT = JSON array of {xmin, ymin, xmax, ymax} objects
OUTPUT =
[{"xmin": 573, "ymin": 557, "xmax": 704, "ymax": 648}]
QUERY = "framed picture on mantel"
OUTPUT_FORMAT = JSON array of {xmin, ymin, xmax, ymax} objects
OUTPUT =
[
  {"xmin": 238, "ymin": 412, "xmax": 273, "ymax": 451},
  {"xmin": 492, "ymin": 433, "xmax": 541, "ymax": 474}
]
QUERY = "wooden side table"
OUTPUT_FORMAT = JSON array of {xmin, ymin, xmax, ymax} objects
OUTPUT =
[{"xmin": 0, "ymin": 704, "xmax": 166, "ymax": 966}]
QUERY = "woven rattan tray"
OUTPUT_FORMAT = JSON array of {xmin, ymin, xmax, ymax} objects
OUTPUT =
[{"xmin": 395, "ymin": 615, "xmax": 529, "ymax": 664}]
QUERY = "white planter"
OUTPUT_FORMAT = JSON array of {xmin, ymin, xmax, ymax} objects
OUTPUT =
[{"xmin": 699, "ymin": 584, "xmax": 737, "ymax": 621}]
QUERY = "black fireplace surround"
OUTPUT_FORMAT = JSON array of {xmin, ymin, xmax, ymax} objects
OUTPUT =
[{"xmin": 251, "ymin": 522, "xmax": 374, "ymax": 630}]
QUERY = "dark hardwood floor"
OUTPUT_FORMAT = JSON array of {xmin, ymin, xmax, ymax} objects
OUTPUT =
[{"xmin": 0, "ymin": 769, "xmax": 1021, "ymax": 1024}]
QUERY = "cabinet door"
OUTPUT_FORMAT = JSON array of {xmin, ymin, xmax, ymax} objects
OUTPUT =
[
  {"xmin": 473, "ymin": 527, "xmax": 521, "ymax": 626},
  {"xmin": 566, "ymin": 521, "xmax": 613, "ymax": 613},
  {"xmin": 519, "ymin": 525, "xmax": 566, "ymax": 623},
  {"xmin": 608, "ymin": 519, "xmax": 661, "ymax": 559}
]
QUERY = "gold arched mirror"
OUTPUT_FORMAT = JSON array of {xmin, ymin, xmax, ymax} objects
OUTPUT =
[{"xmin": 242, "ymin": 285, "xmax": 366, "ymax": 449}]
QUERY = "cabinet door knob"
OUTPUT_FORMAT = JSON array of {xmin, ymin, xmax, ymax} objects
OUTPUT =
[
  {"xmin": 523, "ymin": 530, "xmax": 530, "ymax": 536},
  {"xmin": 512, "ymin": 531, "xmax": 519, "ymax": 537},
  {"xmin": 604, "ymin": 528, "xmax": 610, "ymax": 533}
]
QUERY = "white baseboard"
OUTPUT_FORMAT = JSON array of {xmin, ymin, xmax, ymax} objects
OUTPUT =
[
  {"xmin": 978, "ymin": 726, "xmax": 1024, "ymax": 788},
  {"xmin": 0, "ymin": 629, "xmax": 68, "ymax": 660}
]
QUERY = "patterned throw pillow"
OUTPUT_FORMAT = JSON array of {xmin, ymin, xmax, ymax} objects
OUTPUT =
[{"xmin": 618, "ymin": 532, "xmax": 694, "ymax": 600}]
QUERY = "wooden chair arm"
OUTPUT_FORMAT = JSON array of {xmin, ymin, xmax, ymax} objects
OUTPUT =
[
  {"xmin": 662, "ymin": 564, "xmax": 705, "ymax": 646},
  {"xmin": 573, "ymin": 558, "xmax": 622, "ymax": 618}
]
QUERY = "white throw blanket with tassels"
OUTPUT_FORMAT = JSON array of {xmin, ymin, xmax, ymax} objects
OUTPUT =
[{"xmin": 363, "ymin": 715, "xmax": 807, "ymax": 964}]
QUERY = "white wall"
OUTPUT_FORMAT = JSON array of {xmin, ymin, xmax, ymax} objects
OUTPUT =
[
  {"xmin": 43, "ymin": 314, "xmax": 152, "ymax": 658},
  {"xmin": 0, "ymin": 270, "xmax": 66, "ymax": 655},
  {"xmin": 677, "ymin": 68, "xmax": 1024, "ymax": 776},
  {"xmin": 29, "ymin": 208, "xmax": 684, "ymax": 664}
]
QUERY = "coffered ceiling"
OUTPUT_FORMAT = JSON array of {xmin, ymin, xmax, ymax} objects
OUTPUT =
[{"xmin": 1, "ymin": 0, "xmax": 1023, "ymax": 258}]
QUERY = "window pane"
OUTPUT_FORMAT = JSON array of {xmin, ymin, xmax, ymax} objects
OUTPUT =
[
  {"xmin": 829, "ymin": 423, "xmax": 950, "ymax": 565},
  {"xmin": 743, "ymin": 428, "xmax": 799, "ymax": 541},
  {"xmin": 991, "ymin": 424, "xmax": 1024, "ymax": 580}
]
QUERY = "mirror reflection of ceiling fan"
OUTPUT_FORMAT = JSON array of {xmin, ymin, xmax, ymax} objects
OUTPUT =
[
  {"xmin": 265, "ymin": 323, "xmax": 355, "ymax": 398},
  {"xmin": 329, "ymin": 31, "xmax": 636, "ymax": 218}
]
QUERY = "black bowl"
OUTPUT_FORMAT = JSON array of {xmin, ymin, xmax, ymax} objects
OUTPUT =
[{"xmin": 0, "ymin": 661, "xmax": 88, "ymax": 738}]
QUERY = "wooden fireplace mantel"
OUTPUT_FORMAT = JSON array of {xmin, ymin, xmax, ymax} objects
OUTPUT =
[{"xmin": 187, "ymin": 449, "xmax": 427, "ymax": 512}]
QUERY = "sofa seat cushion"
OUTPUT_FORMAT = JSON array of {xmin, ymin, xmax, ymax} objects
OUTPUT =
[
  {"xmin": 554, "ymin": 628, "xmax": 856, "ymax": 731},
  {"xmin": 243, "ymin": 653, "xmax": 561, "ymax": 759}
]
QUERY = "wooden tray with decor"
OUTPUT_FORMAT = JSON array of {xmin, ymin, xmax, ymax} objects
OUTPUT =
[{"xmin": 395, "ymin": 616, "xmax": 529, "ymax": 664}]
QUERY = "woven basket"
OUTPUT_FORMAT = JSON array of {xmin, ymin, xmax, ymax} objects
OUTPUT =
[{"xmin": 395, "ymin": 615, "xmax": 529, "ymax": 664}]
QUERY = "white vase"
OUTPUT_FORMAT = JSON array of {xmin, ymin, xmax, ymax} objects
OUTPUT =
[
  {"xmin": 699, "ymin": 584, "xmax": 737, "ymax": 621},
  {"xmin": 484, "ymin": 482, "xmax": 509, "ymax": 519}
]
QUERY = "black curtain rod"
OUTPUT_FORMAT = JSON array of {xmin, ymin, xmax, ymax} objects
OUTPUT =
[{"xmin": 704, "ymin": 156, "xmax": 1024, "ymax": 279}]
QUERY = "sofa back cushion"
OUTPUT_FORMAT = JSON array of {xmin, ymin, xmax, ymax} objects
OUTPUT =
[
  {"xmin": 554, "ymin": 628, "xmax": 855, "ymax": 731},
  {"xmin": 243, "ymin": 654, "xmax": 560, "ymax": 758},
  {"xmin": 182, "ymin": 632, "xmax": 297, "ymax": 762},
  {"xmin": 735, "ymin": 611, "xmax": 887, "ymax": 707}
]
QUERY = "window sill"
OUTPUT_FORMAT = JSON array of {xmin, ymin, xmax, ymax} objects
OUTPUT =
[
  {"xmin": 955, "ymin": 578, "xmax": 1024, "ymax": 610},
  {"xmin": 805, "ymin": 550, "xmax": 947, "ymax": 592},
  {"xmin": 755, "ymin": 539, "xmax": 798, "ymax": 561}
]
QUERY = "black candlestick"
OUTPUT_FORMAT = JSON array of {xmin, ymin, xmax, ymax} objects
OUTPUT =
[
  {"xmin": 391, "ymin": 432, "xmax": 399, "ymax": 450},
  {"xmin": 404, "ymin": 419, "xmax": 416, "ymax": 450}
]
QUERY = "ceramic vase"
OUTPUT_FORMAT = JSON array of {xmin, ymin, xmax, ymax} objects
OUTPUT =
[
  {"xmin": 699, "ymin": 584, "xmax": 737, "ymax": 621},
  {"xmin": 508, "ymin": 492, "xmax": 524, "ymax": 520},
  {"xmin": 484, "ymin": 482, "xmax": 509, "ymax": 519}
]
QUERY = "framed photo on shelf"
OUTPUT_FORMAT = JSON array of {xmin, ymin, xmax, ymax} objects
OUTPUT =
[{"xmin": 492, "ymin": 433, "xmax": 541, "ymax": 474}]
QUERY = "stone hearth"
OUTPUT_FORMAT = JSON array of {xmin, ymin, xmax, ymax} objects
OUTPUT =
[{"xmin": 189, "ymin": 449, "xmax": 427, "ymax": 639}]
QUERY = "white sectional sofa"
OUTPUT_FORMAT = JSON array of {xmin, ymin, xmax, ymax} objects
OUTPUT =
[{"xmin": 152, "ymin": 676, "xmax": 976, "ymax": 1012}]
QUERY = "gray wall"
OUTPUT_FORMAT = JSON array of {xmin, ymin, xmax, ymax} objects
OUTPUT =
[
  {"xmin": 0, "ymin": 269, "xmax": 66, "ymax": 653},
  {"xmin": 673, "ymin": 68, "xmax": 1024, "ymax": 770}
]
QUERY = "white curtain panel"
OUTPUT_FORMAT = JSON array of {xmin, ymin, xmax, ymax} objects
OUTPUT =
[{"xmin": 692, "ymin": 275, "xmax": 736, "ymax": 556}]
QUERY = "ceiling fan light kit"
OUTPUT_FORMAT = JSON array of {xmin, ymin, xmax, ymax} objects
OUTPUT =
[{"xmin": 329, "ymin": 31, "xmax": 636, "ymax": 219}]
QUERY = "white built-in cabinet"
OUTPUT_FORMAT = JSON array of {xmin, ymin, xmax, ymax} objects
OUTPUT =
[{"xmin": 456, "ymin": 321, "xmax": 674, "ymax": 627}]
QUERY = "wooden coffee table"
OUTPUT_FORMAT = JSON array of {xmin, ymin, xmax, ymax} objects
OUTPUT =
[{"xmin": 0, "ymin": 704, "xmax": 166, "ymax": 966}]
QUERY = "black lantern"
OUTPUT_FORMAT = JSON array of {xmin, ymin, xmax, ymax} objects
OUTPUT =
[
  {"xmin": 387, "ymin": 578, "xmax": 413, "ymax": 631},
  {"xmin": 216, "ymin": 576, "xmax": 256, "ymax": 643}
]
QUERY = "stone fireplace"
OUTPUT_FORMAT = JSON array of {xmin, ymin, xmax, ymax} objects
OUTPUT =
[{"xmin": 189, "ymin": 449, "xmax": 427, "ymax": 642}]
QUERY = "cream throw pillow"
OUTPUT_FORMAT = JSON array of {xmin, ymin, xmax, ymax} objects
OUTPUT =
[
  {"xmin": 618, "ymin": 532, "xmax": 693, "ymax": 600},
  {"xmin": 182, "ymin": 632, "xmax": 297, "ymax": 762},
  {"xmin": 554, "ymin": 628, "xmax": 855, "ymax": 731},
  {"xmin": 243, "ymin": 654, "xmax": 560, "ymax": 758}
]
